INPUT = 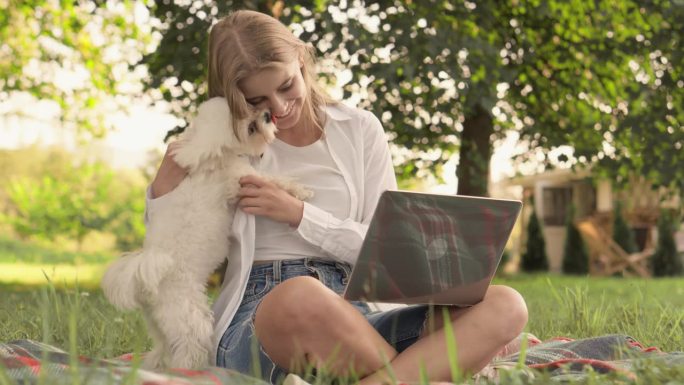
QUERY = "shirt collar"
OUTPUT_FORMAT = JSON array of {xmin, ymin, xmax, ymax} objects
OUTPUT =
[{"xmin": 323, "ymin": 103, "xmax": 352, "ymax": 122}]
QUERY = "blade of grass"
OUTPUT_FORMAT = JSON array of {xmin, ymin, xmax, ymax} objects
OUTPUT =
[
  {"xmin": 418, "ymin": 359, "xmax": 429, "ymax": 385},
  {"xmin": 377, "ymin": 349, "xmax": 398, "ymax": 385},
  {"xmin": 441, "ymin": 307, "xmax": 462, "ymax": 383},
  {"xmin": 121, "ymin": 346, "xmax": 144, "ymax": 385},
  {"xmin": 38, "ymin": 286, "xmax": 51, "ymax": 385},
  {"xmin": 515, "ymin": 332, "xmax": 529, "ymax": 370},
  {"xmin": 68, "ymin": 293, "xmax": 79, "ymax": 385},
  {"xmin": 544, "ymin": 276, "xmax": 564, "ymax": 304},
  {"xmin": 250, "ymin": 334, "xmax": 263, "ymax": 380},
  {"xmin": 0, "ymin": 363, "xmax": 12, "ymax": 385}
]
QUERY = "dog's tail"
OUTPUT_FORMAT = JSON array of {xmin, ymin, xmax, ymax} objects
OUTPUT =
[{"xmin": 101, "ymin": 249, "xmax": 175, "ymax": 310}]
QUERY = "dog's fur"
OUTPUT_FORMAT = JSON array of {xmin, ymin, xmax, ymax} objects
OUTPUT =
[{"xmin": 101, "ymin": 97, "xmax": 312, "ymax": 369}]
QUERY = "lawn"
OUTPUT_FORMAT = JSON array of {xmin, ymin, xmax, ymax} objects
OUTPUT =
[
  {"xmin": 1, "ymin": 235, "xmax": 683, "ymax": 384},
  {"xmin": 1, "ymin": 273, "xmax": 683, "ymax": 384}
]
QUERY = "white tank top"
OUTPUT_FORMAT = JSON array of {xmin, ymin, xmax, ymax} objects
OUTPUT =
[{"xmin": 254, "ymin": 137, "xmax": 350, "ymax": 261}]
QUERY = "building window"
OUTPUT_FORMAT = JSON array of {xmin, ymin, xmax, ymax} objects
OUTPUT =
[{"xmin": 542, "ymin": 187, "xmax": 573, "ymax": 226}]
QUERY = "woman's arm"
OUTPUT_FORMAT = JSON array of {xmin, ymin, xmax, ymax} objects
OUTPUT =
[
  {"xmin": 144, "ymin": 142, "xmax": 187, "ymax": 225},
  {"xmin": 150, "ymin": 142, "xmax": 187, "ymax": 198}
]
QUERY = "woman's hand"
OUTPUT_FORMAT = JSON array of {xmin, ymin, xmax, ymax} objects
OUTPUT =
[
  {"xmin": 150, "ymin": 141, "xmax": 188, "ymax": 199},
  {"xmin": 238, "ymin": 175, "xmax": 305, "ymax": 227}
]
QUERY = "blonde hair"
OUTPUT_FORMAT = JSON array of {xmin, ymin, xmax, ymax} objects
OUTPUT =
[{"xmin": 207, "ymin": 10, "xmax": 333, "ymax": 135}]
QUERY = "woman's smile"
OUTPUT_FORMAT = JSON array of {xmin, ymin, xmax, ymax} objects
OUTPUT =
[{"xmin": 276, "ymin": 102, "xmax": 295, "ymax": 120}]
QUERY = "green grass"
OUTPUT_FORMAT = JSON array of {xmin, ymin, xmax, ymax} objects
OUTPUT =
[
  {"xmin": 0, "ymin": 234, "xmax": 114, "ymax": 287},
  {"xmin": 0, "ymin": 275, "xmax": 683, "ymax": 384},
  {"xmin": 0, "ymin": 235, "xmax": 115, "ymax": 265},
  {"xmin": 494, "ymin": 274, "xmax": 684, "ymax": 352}
]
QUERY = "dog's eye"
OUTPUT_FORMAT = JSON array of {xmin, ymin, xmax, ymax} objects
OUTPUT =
[{"xmin": 248, "ymin": 122, "xmax": 257, "ymax": 135}]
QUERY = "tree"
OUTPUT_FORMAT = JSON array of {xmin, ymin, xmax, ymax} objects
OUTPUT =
[
  {"xmin": 562, "ymin": 205, "xmax": 589, "ymax": 274},
  {"xmin": 141, "ymin": 1, "xmax": 683, "ymax": 196},
  {"xmin": 651, "ymin": 210, "xmax": 683, "ymax": 277},
  {"xmin": 612, "ymin": 201, "xmax": 639, "ymax": 253},
  {"xmin": 521, "ymin": 206, "xmax": 548, "ymax": 272},
  {"xmin": 1, "ymin": 0, "xmax": 156, "ymax": 139}
]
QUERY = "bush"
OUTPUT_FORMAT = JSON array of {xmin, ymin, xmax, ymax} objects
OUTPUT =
[
  {"xmin": 105, "ymin": 186, "xmax": 146, "ymax": 252},
  {"xmin": 0, "ymin": 147, "xmax": 148, "ymax": 253},
  {"xmin": 651, "ymin": 210, "xmax": 683, "ymax": 277},
  {"xmin": 562, "ymin": 205, "xmax": 589, "ymax": 274},
  {"xmin": 521, "ymin": 206, "xmax": 549, "ymax": 272},
  {"xmin": 2, "ymin": 162, "xmax": 117, "ymax": 249},
  {"xmin": 613, "ymin": 201, "xmax": 639, "ymax": 253}
]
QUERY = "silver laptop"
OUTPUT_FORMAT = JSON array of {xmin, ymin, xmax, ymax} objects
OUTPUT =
[{"xmin": 342, "ymin": 190, "xmax": 522, "ymax": 306}]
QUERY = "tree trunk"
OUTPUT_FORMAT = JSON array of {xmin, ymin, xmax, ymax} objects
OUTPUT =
[{"xmin": 456, "ymin": 104, "xmax": 493, "ymax": 197}]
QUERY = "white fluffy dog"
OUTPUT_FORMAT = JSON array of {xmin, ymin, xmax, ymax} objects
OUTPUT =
[{"xmin": 101, "ymin": 97, "xmax": 312, "ymax": 369}]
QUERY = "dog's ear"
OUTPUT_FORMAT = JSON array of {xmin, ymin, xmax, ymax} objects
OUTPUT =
[{"xmin": 172, "ymin": 98, "xmax": 238, "ymax": 171}]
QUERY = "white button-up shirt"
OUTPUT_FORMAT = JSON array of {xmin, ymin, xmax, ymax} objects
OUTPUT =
[{"xmin": 145, "ymin": 103, "xmax": 397, "ymax": 363}]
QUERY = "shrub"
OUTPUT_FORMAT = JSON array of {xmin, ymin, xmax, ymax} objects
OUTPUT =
[
  {"xmin": 105, "ymin": 187, "xmax": 146, "ymax": 252},
  {"xmin": 562, "ymin": 205, "xmax": 589, "ymax": 274},
  {"xmin": 521, "ymin": 206, "xmax": 549, "ymax": 272},
  {"xmin": 651, "ymin": 210, "xmax": 683, "ymax": 277},
  {"xmin": 2, "ymin": 162, "xmax": 117, "ymax": 249},
  {"xmin": 0, "ymin": 147, "xmax": 149, "ymax": 253},
  {"xmin": 613, "ymin": 201, "xmax": 639, "ymax": 253}
]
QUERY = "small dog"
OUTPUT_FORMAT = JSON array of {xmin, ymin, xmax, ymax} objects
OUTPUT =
[{"xmin": 101, "ymin": 97, "xmax": 312, "ymax": 369}]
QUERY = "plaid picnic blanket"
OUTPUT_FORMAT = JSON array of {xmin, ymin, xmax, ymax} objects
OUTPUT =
[
  {"xmin": 0, "ymin": 339, "xmax": 266, "ymax": 385},
  {"xmin": 1, "ymin": 335, "xmax": 682, "ymax": 384},
  {"xmin": 490, "ymin": 334, "xmax": 684, "ymax": 382}
]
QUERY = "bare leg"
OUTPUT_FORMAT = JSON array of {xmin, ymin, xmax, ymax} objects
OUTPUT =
[
  {"xmin": 254, "ymin": 278, "xmax": 527, "ymax": 383},
  {"xmin": 358, "ymin": 285, "xmax": 528, "ymax": 385},
  {"xmin": 254, "ymin": 277, "xmax": 398, "ymax": 377}
]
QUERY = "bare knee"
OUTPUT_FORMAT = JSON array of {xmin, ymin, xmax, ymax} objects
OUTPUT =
[
  {"xmin": 484, "ymin": 285, "xmax": 528, "ymax": 341},
  {"xmin": 256, "ymin": 276, "xmax": 339, "ymax": 333},
  {"xmin": 252, "ymin": 276, "xmax": 335, "ymax": 367}
]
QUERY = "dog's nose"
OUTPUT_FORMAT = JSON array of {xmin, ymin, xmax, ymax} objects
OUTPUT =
[{"xmin": 264, "ymin": 111, "xmax": 271, "ymax": 123}]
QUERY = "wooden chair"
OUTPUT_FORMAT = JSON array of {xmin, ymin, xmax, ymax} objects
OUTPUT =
[{"xmin": 575, "ymin": 219, "xmax": 654, "ymax": 278}]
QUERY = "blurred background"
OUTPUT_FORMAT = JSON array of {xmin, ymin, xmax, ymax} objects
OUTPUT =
[{"xmin": 1, "ymin": 0, "xmax": 683, "ymax": 288}]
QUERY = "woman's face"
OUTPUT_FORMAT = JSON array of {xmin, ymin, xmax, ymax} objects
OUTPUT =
[{"xmin": 239, "ymin": 60, "xmax": 307, "ymax": 132}]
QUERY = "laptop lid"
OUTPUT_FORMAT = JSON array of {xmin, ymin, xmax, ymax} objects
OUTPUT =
[{"xmin": 343, "ymin": 190, "xmax": 522, "ymax": 306}]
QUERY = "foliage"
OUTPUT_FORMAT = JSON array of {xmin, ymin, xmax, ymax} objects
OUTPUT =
[
  {"xmin": 140, "ymin": 0, "xmax": 684, "ymax": 197},
  {"xmin": 0, "ymin": 148, "xmax": 148, "ymax": 252},
  {"xmin": 521, "ymin": 208, "xmax": 548, "ymax": 272},
  {"xmin": 0, "ymin": 0, "xmax": 156, "ymax": 139},
  {"xmin": 651, "ymin": 210, "xmax": 683, "ymax": 277},
  {"xmin": 562, "ymin": 205, "xmax": 589, "ymax": 274},
  {"xmin": 105, "ymin": 184, "xmax": 146, "ymax": 252},
  {"xmin": 613, "ymin": 201, "xmax": 639, "ymax": 254},
  {"xmin": 2, "ymin": 162, "xmax": 118, "ymax": 248}
]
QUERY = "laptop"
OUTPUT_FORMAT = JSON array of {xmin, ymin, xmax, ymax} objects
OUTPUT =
[{"xmin": 342, "ymin": 190, "xmax": 522, "ymax": 306}]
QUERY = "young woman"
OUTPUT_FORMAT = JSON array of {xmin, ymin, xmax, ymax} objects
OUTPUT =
[{"xmin": 147, "ymin": 10, "xmax": 528, "ymax": 385}]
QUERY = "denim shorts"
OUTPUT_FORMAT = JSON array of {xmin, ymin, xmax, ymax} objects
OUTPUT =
[{"xmin": 216, "ymin": 258, "xmax": 431, "ymax": 384}]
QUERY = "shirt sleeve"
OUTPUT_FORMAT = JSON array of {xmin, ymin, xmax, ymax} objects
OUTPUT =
[{"xmin": 295, "ymin": 110, "xmax": 397, "ymax": 265}]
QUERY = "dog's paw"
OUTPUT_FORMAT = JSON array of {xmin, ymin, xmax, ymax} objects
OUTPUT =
[
  {"xmin": 290, "ymin": 185, "xmax": 314, "ymax": 201},
  {"xmin": 267, "ymin": 176, "xmax": 314, "ymax": 201}
]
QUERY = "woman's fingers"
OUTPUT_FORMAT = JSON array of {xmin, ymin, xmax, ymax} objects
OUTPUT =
[
  {"xmin": 239, "ymin": 174, "xmax": 268, "ymax": 188},
  {"xmin": 238, "ymin": 185, "xmax": 261, "ymax": 197}
]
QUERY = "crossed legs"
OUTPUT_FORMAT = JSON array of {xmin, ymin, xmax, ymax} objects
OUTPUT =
[{"xmin": 253, "ymin": 276, "xmax": 528, "ymax": 384}]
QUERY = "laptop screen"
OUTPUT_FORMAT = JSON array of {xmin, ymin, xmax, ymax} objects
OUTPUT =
[{"xmin": 343, "ymin": 190, "xmax": 522, "ymax": 305}]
